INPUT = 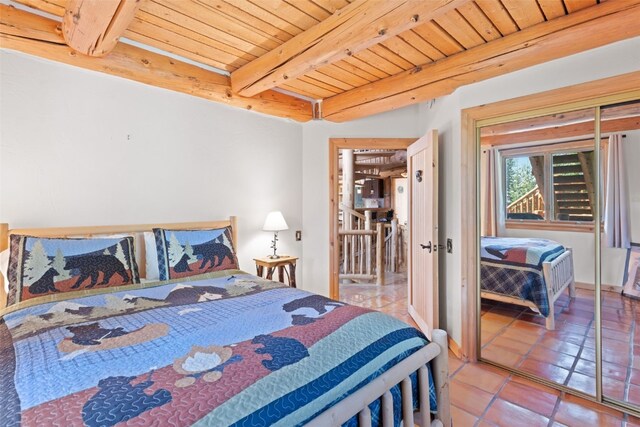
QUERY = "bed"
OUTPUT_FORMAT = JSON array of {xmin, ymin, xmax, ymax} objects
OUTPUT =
[
  {"xmin": 480, "ymin": 236, "xmax": 576, "ymax": 330},
  {"xmin": 0, "ymin": 218, "xmax": 451, "ymax": 427}
]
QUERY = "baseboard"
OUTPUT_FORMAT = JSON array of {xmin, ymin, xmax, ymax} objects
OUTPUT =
[
  {"xmin": 448, "ymin": 337, "xmax": 464, "ymax": 359},
  {"xmin": 575, "ymin": 281, "xmax": 622, "ymax": 293}
]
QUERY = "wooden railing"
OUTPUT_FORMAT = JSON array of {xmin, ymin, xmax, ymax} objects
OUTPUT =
[
  {"xmin": 339, "ymin": 203, "xmax": 366, "ymax": 230},
  {"xmin": 384, "ymin": 220, "xmax": 405, "ymax": 273},
  {"xmin": 339, "ymin": 205, "xmax": 404, "ymax": 285},
  {"xmin": 339, "ymin": 226, "xmax": 382, "ymax": 284},
  {"xmin": 507, "ymin": 186, "xmax": 544, "ymax": 215}
]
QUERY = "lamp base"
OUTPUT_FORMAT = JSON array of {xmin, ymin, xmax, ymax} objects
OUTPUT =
[{"xmin": 267, "ymin": 254, "xmax": 281, "ymax": 259}]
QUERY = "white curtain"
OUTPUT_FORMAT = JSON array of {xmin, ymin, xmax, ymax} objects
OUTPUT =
[
  {"xmin": 481, "ymin": 148, "xmax": 497, "ymax": 237},
  {"xmin": 604, "ymin": 134, "xmax": 631, "ymax": 249}
]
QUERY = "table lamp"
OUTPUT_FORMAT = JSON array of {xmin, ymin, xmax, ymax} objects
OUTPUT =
[{"xmin": 263, "ymin": 211, "xmax": 288, "ymax": 259}]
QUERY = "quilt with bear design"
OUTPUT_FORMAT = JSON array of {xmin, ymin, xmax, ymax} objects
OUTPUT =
[{"xmin": 0, "ymin": 269, "xmax": 435, "ymax": 427}]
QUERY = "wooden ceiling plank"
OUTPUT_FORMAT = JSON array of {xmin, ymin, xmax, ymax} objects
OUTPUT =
[
  {"xmin": 502, "ymin": 0, "xmax": 546, "ymax": 29},
  {"xmin": 197, "ymin": 0, "xmax": 296, "ymax": 43},
  {"xmin": 223, "ymin": 0, "xmax": 305, "ymax": 36},
  {"xmin": 246, "ymin": 0, "xmax": 320, "ymax": 29},
  {"xmin": 279, "ymin": 83, "xmax": 323, "ymax": 99},
  {"xmin": 342, "ymin": 55, "xmax": 390, "ymax": 79},
  {"xmin": 281, "ymin": 79, "xmax": 338, "ymax": 98},
  {"xmin": 130, "ymin": 9, "xmax": 262, "ymax": 62},
  {"xmin": 435, "ymin": 9, "xmax": 486, "ymax": 49},
  {"xmin": 321, "ymin": 63, "xmax": 372, "ymax": 86},
  {"xmin": 323, "ymin": 0, "xmax": 640, "ymax": 121},
  {"xmin": 142, "ymin": 1, "xmax": 271, "ymax": 56},
  {"xmin": 474, "ymin": 0, "xmax": 519, "ymax": 35},
  {"xmin": 284, "ymin": 0, "xmax": 332, "ymax": 21},
  {"xmin": 12, "ymin": 0, "xmax": 65, "ymax": 16},
  {"xmin": 305, "ymin": 69, "xmax": 355, "ymax": 91},
  {"xmin": 158, "ymin": 0, "xmax": 283, "ymax": 51},
  {"xmin": 564, "ymin": 0, "xmax": 597, "ymax": 13},
  {"xmin": 309, "ymin": 0, "xmax": 351, "ymax": 14},
  {"xmin": 399, "ymin": 30, "xmax": 446, "ymax": 61},
  {"xmin": 298, "ymin": 75, "xmax": 343, "ymax": 94},
  {"xmin": 62, "ymin": 0, "xmax": 143, "ymax": 57},
  {"xmin": 0, "ymin": 5, "xmax": 312, "ymax": 121},
  {"xmin": 230, "ymin": 0, "xmax": 467, "ymax": 96},
  {"xmin": 353, "ymin": 49, "xmax": 406, "ymax": 76},
  {"xmin": 368, "ymin": 43, "xmax": 418, "ymax": 70},
  {"xmin": 412, "ymin": 21, "xmax": 465, "ymax": 56},
  {"xmin": 538, "ymin": 0, "xmax": 567, "ymax": 20},
  {"xmin": 124, "ymin": 26, "xmax": 243, "ymax": 71},
  {"xmin": 329, "ymin": 60, "xmax": 379, "ymax": 83},
  {"xmin": 457, "ymin": 1, "xmax": 502, "ymax": 41},
  {"xmin": 482, "ymin": 116, "xmax": 640, "ymax": 146},
  {"xmin": 381, "ymin": 36, "xmax": 432, "ymax": 66}
]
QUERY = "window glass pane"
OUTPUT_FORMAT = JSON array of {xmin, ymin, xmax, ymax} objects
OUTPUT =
[
  {"xmin": 553, "ymin": 150, "xmax": 595, "ymax": 222},
  {"xmin": 505, "ymin": 155, "xmax": 545, "ymax": 220}
]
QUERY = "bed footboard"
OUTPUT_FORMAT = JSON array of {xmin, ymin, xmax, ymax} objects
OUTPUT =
[
  {"xmin": 306, "ymin": 329, "xmax": 451, "ymax": 427},
  {"xmin": 542, "ymin": 248, "xmax": 576, "ymax": 330}
]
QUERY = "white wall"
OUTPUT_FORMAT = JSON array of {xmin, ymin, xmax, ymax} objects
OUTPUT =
[
  {"xmin": 418, "ymin": 37, "xmax": 640, "ymax": 344},
  {"xmin": 0, "ymin": 51, "xmax": 304, "ymax": 277},
  {"xmin": 393, "ymin": 178, "xmax": 408, "ymax": 225}
]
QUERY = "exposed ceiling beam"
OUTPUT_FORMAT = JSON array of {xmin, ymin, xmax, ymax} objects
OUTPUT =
[
  {"xmin": 0, "ymin": 5, "xmax": 312, "ymax": 122},
  {"xmin": 481, "ymin": 115, "xmax": 640, "ymax": 146},
  {"xmin": 322, "ymin": 0, "xmax": 640, "ymax": 122},
  {"xmin": 353, "ymin": 152, "xmax": 397, "ymax": 159},
  {"xmin": 354, "ymin": 173, "xmax": 381, "ymax": 180},
  {"xmin": 480, "ymin": 103, "xmax": 640, "ymax": 137},
  {"xmin": 62, "ymin": 0, "xmax": 143, "ymax": 57},
  {"xmin": 230, "ymin": 0, "xmax": 466, "ymax": 97},
  {"xmin": 379, "ymin": 167, "xmax": 407, "ymax": 179}
]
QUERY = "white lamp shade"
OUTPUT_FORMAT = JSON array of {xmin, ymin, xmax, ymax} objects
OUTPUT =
[{"xmin": 263, "ymin": 211, "xmax": 289, "ymax": 231}]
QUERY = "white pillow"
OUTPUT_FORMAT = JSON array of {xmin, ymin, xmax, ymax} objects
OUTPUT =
[
  {"xmin": 144, "ymin": 232, "xmax": 160, "ymax": 281},
  {"xmin": 1, "ymin": 249, "xmax": 9, "ymax": 293}
]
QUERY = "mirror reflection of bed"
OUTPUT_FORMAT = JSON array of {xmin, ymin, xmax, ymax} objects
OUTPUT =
[{"xmin": 478, "ymin": 101, "xmax": 640, "ymax": 402}]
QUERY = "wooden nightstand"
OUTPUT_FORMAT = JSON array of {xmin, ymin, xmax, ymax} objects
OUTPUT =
[{"xmin": 254, "ymin": 256, "xmax": 298, "ymax": 288}]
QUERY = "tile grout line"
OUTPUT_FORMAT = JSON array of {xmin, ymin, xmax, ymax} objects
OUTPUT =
[
  {"xmin": 546, "ymin": 390, "xmax": 565, "ymax": 426},
  {"xmin": 474, "ymin": 372, "xmax": 513, "ymax": 425},
  {"xmin": 623, "ymin": 315, "xmax": 635, "ymax": 402},
  {"xmin": 563, "ymin": 316, "xmax": 593, "ymax": 389}
]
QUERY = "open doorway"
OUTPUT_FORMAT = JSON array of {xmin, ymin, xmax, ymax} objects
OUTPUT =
[{"xmin": 329, "ymin": 138, "xmax": 415, "ymax": 326}]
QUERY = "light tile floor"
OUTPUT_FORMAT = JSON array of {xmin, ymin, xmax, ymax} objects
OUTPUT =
[{"xmin": 339, "ymin": 278, "xmax": 640, "ymax": 426}]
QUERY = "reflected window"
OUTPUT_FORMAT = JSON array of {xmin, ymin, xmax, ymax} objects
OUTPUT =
[
  {"xmin": 552, "ymin": 150, "xmax": 595, "ymax": 222},
  {"xmin": 504, "ymin": 155, "xmax": 545, "ymax": 220},
  {"xmin": 501, "ymin": 143, "xmax": 597, "ymax": 224}
]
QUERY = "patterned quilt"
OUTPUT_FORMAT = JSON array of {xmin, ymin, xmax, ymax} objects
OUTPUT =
[
  {"xmin": 481, "ymin": 237, "xmax": 566, "ymax": 317},
  {"xmin": 0, "ymin": 269, "xmax": 435, "ymax": 427}
]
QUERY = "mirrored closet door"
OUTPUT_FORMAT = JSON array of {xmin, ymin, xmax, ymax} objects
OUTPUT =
[
  {"xmin": 479, "ymin": 108, "xmax": 598, "ymax": 394},
  {"xmin": 477, "ymin": 94, "xmax": 640, "ymax": 416},
  {"xmin": 599, "ymin": 100, "xmax": 640, "ymax": 409}
]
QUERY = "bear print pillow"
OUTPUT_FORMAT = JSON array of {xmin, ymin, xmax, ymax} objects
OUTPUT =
[
  {"xmin": 153, "ymin": 227, "xmax": 239, "ymax": 281},
  {"xmin": 6, "ymin": 235, "xmax": 140, "ymax": 306}
]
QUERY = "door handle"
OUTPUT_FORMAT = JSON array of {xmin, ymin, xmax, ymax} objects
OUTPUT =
[{"xmin": 420, "ymin": 242, "xmax": 432, "ymax": 253}]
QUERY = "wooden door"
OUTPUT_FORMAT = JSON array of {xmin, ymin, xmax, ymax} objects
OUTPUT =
[{"xmin": 408, "ymin": 130, "xmax": 439, "ymax": 340}]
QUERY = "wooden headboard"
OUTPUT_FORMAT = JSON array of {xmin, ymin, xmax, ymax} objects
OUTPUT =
[{"xmin": 0, "ymin": 217, "xmax": 237, "ymax": 309}]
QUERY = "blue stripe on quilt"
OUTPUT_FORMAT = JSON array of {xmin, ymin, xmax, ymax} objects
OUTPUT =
[
  {"xmin": 192, "ymin": 312, "xmax": 425, "ymax": 426},
  {"xmin": 268, "ymin": 330, "xmax": 425, "ymax": 427}
]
